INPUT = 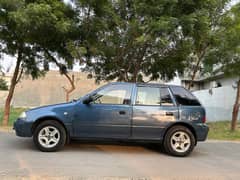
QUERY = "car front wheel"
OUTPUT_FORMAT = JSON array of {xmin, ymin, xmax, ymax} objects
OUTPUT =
[
  {"xmin": 33, "ymin": 120, "xmax": 66, "ymax": 152},
  {"xmin": 163, "ymin": 125, "xmax": 195, "ymax": 157}
]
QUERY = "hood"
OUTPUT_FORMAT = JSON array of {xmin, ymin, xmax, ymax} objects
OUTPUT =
[{"xmin": 27, "ymin": 101, "xmax": 77, "ymax": 112}]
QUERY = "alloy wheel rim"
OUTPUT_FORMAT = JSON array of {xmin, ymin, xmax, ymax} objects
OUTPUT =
[
  {"xmin": 38, "ymin": 126, "xmax": 60, "ymax": 148},
  {"xmin": 170, "ymin": 131, "xmax": 191, "ymax": 153}
]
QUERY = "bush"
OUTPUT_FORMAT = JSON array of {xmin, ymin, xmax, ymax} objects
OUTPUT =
[{"xmin": 0, "ymin": 78, "xmax": 8, "ymax": 90}]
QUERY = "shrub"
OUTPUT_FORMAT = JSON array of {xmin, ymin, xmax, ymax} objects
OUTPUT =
[{"xmin": 0, "ymin": 78, "xmax": 8, "ymax": 90}]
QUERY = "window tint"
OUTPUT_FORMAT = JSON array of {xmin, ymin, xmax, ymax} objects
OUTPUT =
[
  {"xmin": 171, "ymin": 86, "xmax": 200, "ymax": 106},
  {"xmin": 93, "ymin": 84, "xmax": 132, "ymax": 105},
  {"xmin": 160, "ymin": 87, "xmax": 174, "ymax": 106},
  {"xmin": 136, "ymin": 87, "xmax": 160, "ymax": 105}
]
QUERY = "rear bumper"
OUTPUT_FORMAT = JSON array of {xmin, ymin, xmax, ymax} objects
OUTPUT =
[
  {"xmin": 13, "ymin": 118, "xmax": 33, "ymax": 137},
  {"xmin": 193, "ymin": 123, "xmax": 209, "ymax": 141}
]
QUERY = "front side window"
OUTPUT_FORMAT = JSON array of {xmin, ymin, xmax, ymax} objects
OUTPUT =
[
  {"xmin": 136, "ymin": 86, "xmax": 160, "ymax": 105},
  {"xmin": 171, "ymin": 86, "xmax": 200, "ymax": 106},
  {"xmin": 92, "ymin": 84, "xmax": 132, "ymax": 105}
]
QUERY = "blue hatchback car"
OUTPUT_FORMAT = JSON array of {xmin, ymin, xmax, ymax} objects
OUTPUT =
[{"xmin": 14, "ymin": 82, "xmax": 208, "ymax": 156}]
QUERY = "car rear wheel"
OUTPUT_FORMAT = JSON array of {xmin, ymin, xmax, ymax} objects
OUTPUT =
[
  {"xmin": 163, "ymin": 125, "xmax": 195, "ymax": 157},
  {"xmin": 33, "ymin": 120, "xmax": 66, "ymax": 152}
]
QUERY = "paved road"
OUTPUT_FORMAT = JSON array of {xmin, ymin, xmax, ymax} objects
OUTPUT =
[{"xmin": 0, "ymin": 131, "xmax": 240, "ymax": 180}]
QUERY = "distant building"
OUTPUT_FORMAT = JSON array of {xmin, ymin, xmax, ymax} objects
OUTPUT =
[
  {"xmin": 179, "ymin": 73, "xmax": 240, "ymax": 121},
  {"xmin": 181, "ymin": 73, "xmax": 239, "ymax": 91}
]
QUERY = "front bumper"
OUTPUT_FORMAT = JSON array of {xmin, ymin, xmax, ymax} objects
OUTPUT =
[
  {"xmin": 193, "ymin": 123, "xmax": 209, "ymax": 141},
  {"xmin": 13, "ymin": 118, "xmax": 33, "ymax": 137}
]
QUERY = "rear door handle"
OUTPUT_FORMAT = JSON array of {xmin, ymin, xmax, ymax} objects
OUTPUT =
[
  {"xmin": 166, "ymin": 112, "xmax": 174, "ymax": 116},
  {"xmin": 119, "ymin": 111, "xmax": 126, "ymax": 115}
]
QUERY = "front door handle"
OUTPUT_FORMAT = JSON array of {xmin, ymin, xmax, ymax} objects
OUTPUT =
[
  {"xmin": 119, "ymin": 111, "xmax": 126, "ymax": 115},
  {"xmin": 166, "ymin": 112, "xmax": 174, "ymax": 116}
]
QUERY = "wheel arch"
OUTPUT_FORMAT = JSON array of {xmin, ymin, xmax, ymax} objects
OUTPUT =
[
  {"xmin": 31, "ymin": 116, "xmax": 70, "ymax": 143},
  {"xmin": 163, "ymin": 122, "xmax": 197, "ymax": 145}
]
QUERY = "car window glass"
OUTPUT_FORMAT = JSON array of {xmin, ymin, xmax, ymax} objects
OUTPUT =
[
  {"xmin": 93, "ymin": 84, "xmax": 131, "ymax": 105},
  {"xmin": 171, "ymin": 86, "xmax": 200, "ymax": 106},
  {"xmin": 136, "ymin": 87, "xmax": 160, "ymax": 105},
  {"xmin": 160, "ymin": 87, "xmax": 174, "ymax": 106}
]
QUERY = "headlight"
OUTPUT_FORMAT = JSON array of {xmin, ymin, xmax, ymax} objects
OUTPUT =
[{"xmin": 19, "ymin": 112, "xmax": 27, "ymax": 119}]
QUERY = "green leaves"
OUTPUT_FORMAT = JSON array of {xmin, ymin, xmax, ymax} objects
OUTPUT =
[
  {"xmin": 0, "ymin": 78, "xmax": 8, "ymax": 90},
  {"xmin": 202, "ymin": 2, "xmax": 240, "ymax": 78},
  {"xmin": 0, "ymin": 0, "xmax": 237, "ymax": 84},
  {"xmin": 0, "ymin": 0, "xmax": 78, "ymax": 79},
  {"xmin": 76, "ymin": 0, "xmax": 199, "ymax": 82}
]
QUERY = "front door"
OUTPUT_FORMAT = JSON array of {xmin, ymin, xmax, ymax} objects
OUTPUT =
[
  {"xmin": 132, "ymin": 86, "xmax": 178, "ymax": 140},
  {"xmin": 73, "ymin": 83, "xmax": 133, "ymax": 138}
]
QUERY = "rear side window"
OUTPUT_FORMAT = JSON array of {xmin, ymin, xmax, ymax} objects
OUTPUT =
[
  {"xmin": 160, "ymin": 87, "xmax": 174, "ymax": 106},
  {"xmin": 136, "ymin": 87, "xmax": 160, "ymax": 105},
  {"xmin": 170, "ymin": 86, "xmax": 200, "ymax": 106}
]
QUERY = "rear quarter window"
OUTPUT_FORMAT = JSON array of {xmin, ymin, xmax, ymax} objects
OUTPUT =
[{"xmin": 170, "ymin": 86, "xmax": 201, "ymax": 106}]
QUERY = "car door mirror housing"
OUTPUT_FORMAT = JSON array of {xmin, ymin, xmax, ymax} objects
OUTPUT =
[{"xmin": 83, "ymin": 96, "xmax": 94, "ymax": 104}]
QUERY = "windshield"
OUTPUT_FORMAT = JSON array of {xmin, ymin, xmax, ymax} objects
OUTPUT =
[{"xmin": 78, "ymin": 84, "xmax": 108, "ymax": 100}]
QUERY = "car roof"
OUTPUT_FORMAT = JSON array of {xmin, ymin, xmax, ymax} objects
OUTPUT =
[{"xmin": 109, "ymin": 82, "xmax": 182, "ymax": 88}]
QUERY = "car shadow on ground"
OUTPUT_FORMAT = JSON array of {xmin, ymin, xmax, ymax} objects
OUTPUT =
[
  {"xmin": 65, "ymin": 140, "xmax": 209, "ymax": 158},
  {"xmin": 64, "ymin": 139, "xmax": 166, "ymax": 154},
  {"xmin": 10, "ymin": 134, "xmax": 206, "ymax": 157},
  {"xmin": 12, "ymin": 135, "xmax": 165, "ymax": 154}
]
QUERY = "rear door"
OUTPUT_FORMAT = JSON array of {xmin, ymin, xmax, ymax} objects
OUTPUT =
[{"xmin": 132, "ymin": 85, "xmax": 179, "ymax": 140}]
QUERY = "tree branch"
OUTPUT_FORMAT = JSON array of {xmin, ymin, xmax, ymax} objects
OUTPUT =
[
  {"xmin": 15, "ymin": 67, "xmax": 23, "ymax": 84},
  {"xmin": 188, "ymin": 43, "xmax": 209, "ymax": 89},
  {"xmin": 44, "ymin": 49, "xmax": 76, "ymax": 102}
]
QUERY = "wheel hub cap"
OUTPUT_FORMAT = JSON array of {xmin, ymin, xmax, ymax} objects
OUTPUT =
[
  {"xmin": 38, "ymin": 126, "xmax": 60, "ymax": 148},
  {"xmin": 170, "ymin": 131, "xmax": 191, "ymax": 153}
]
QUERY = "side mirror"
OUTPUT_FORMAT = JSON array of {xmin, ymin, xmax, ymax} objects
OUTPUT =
[{"xmin": 83, "ymin": 96, "xmax": 93, "ymax": 104}]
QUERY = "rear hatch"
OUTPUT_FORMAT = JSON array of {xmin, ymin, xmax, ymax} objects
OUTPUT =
[{"xmin": 169, "ymin": 86, "xmax": 206, "ymax": 123}]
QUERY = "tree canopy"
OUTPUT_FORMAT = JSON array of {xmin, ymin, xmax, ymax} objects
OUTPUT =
[
  {"xmin": 0, "ymin": 0, "xmax": 77, "ymax": 125},
  {"xmin": 73, "ymin": 0, "xmax": 194, "ymax": 82},
  {"xmin": 159, "ymin": 0, "xmax": 230, "ymax": 88},
  {"xmin": 0, "ymin": 0, "xmax": 78, "ymax": 75},
  {"xmin": 203, "ymin": 2, "xmax": 240, "ymax": 77},
  {"xmin": 200, "ymin": 2, "xmax": 240, "ymax": 131},
  {"xmin": 69, "ymin": 0, "xmax": 232, "ymax": 83}
]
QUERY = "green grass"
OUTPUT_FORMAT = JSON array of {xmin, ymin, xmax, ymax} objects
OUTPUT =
[
  {"xmin": 0, "ymin": 108, "xmax": 28, "ymax": 126},
  {"xmin": 207, "ymin": 121, "xmax": 240, "ymax": 141}
]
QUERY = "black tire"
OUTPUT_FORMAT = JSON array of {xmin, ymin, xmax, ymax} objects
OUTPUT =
[
  {"xmin": 33, "ymin": 120, "xmax": 66, "ymax": 152},
  {"xmin": 163, "ymin": 125, "xmax": 195, "ymax": 157}
]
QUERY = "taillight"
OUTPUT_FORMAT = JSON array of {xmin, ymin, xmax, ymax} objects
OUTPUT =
[{"xmin": 202, "ymin": 116, "xmax": 206, "ymax": 123}]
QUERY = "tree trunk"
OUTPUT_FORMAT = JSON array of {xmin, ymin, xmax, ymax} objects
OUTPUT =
[
  {"xmin": 2, "ymin": 51, "xmax": 22, "ymax": 126},
  {"xmin": 231, "ymin": 80, "xmax": 240, "ymax": 131},
  {"xmin": 187, "ymin": 45, "xmax": 208, "ymax": 90},
  {"xmin": 43, "ymin": 50, "xmax": 76, "ymax": 102},
  {"xmin": 62, "ymin": 74, "xmax": 75, "ymax": 102},
  {"xmin": 188, "ymin": 56, "xmax": 201, "ymax": 90}
]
